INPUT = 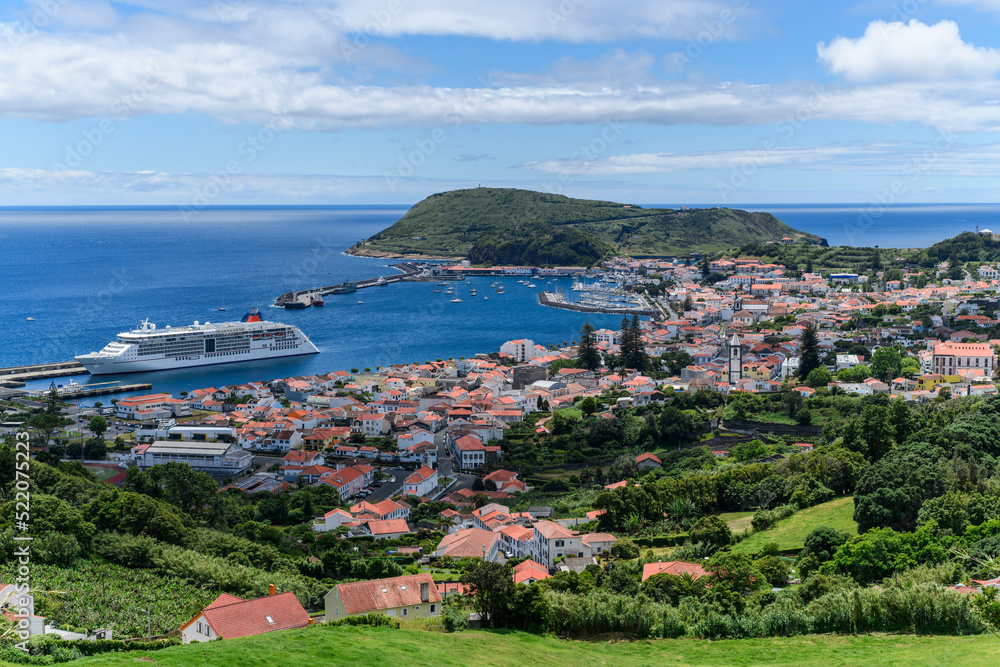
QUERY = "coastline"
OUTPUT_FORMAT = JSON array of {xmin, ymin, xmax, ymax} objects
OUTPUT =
[{"xmin": 346, "ymin": 244, "xmax": 463, "ymax": 261}]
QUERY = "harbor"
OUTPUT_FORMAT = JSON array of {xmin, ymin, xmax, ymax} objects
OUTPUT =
[
  {"xmin": 274, "ymin": 262, "xmax": 422, "ymax": 308},
  {"xmin": 25, "ymin": 381, "xmax": 154, "ymax": 399},
  {"xmin": 0, "ymin": 361, "xmax": 88, "ymax": 385},
  {"xmin": 537, "ymin": 290, "xmax": 661, "ymax": 317}
]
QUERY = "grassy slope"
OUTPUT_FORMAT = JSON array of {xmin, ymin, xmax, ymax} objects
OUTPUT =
[
  {"xmin": 41, "ymin": 625, "xmax": 999, "ymax": 667},
  {"xmin": 356, "ymin": 188, "xmax": 823, "ymax": 258},
  {"xmin": 731, "ymin": 496, "xmax": 857, "ymax": 554}
]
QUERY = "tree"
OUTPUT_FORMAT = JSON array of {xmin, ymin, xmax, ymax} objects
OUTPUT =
[
  {"xmin": 805, "ymin": 257, "xmax": 814, "ymax": 274},
  {"xmin": 799, "ymin": 526, "xmax": 850, "ymax": 564},
  {"xmin": 797, "ymin": 322, "xmax": 821, "ymax": 379},
  {"xmin": 805, "ymin": 367, "xmax": 831, "ymax": 388},
  {"xmin": 706, "ymin": 552, "xmax": 764, "ymax": 593},
  {"xmin": 576, "ymin": 320, "xmax": 601, "ymax": 371},
  {"xmin": 870, "ymin": 347, "xmax": 902, "ymax": 382},
  {"xmin": 463, "ymin": 561, "xmax": 516, "ymax": 628},
  {"xmin": 796, "ymin": 407, "xmax": 812, "ymax": 425},
  {"xmin": 755, "ymin": 555, "xmax": 790, "ymax": 586},
  {"xmin": 690, "ymin": 515, "xmax": 733, "ymax": 552},
  {"xmin": 731, "ymin": 439, "xmax": 767, "ymax": 463},
  {"xmin": 682, "ymin": 294, "xmax": 693, "ymax": 312},
  {"xmin": 580, "ymin": 396, "xmax": 598, "ymax": 416},
  {"xmin": 87, "ymin": 415, "xmax": 108, "ymax": 440},
  {"xmin": 83, "ymin": 438, "xmax": 106, "ymax": 460},
  {"xmin": 45, "ymin": 383, "xmax": 61, "ymax": 414},
  {"xmin": 27, "ymin": 413, "xmax": 65, "ymax": 447},
  {"xmin": 66, "ymin": 441, "xmax": 82, "ymax": 459},
  {"xmin": 626, "ymin": 315, "xmax": 648, "ymax": 371},
  {"xmin": 657, "ymin": 406, "xmax": 695, "ymax": 447}
]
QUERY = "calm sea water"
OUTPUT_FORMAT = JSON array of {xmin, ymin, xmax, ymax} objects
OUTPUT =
[{"xmin": 1, "ymin": 203, "xmax": 996, "ymax": 405}]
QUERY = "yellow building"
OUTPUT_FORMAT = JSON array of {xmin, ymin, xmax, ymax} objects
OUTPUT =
[{"xmin": 325, "ymin": 574, "xmax": 442, "ymax": 621}]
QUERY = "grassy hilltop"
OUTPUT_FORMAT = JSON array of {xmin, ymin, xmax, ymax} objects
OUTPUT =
[
  {"xmin": 36, "ymin": 625, "xmax": 999, "ymax": 667},
  {"xmin": 349, "ymin": 188, "xmax": 825, "ymax": 264}
]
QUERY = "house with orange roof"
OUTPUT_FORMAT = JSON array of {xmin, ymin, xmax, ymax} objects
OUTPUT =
[
  {"xmin": 180, "ymin": 588, "xmax": 310, "ymax": 644},
  {"xmin": 313, "ymin": 508, "xmax": 353, "ymax": 533},
  {"xmin": 641, "ymin": 560, "xmax": 709, "ymax": 582},
  {"xmin": 403, "ymin": 465, "xmax": 439, "ymax": 497},
  {"xmin": 435, "ymin": 527, "xmax": 501, "ymax": 561},
  {"xmin": 326, "ymin": 574, "xmax": 442, "ymax": 621},
  {"xmin": 636, "ymin": 452, "xmax": 662, "ymax": 470},
  {"xmin": 513, "ymin": 560, "xmax": 551, "ymax": 585},
  {"xmin": 366, "ymin": 518, "xmax": 411, "ymax": 541}
]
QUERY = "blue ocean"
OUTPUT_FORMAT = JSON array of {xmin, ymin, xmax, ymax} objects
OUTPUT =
[{"xmin": 0, "ymin": 203, "xmax": 996, "ymax": 404}]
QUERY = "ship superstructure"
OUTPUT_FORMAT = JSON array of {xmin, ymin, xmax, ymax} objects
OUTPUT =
[{"xmin": 75, "ymin": 309, "xmax": 319, "ymax": 375}]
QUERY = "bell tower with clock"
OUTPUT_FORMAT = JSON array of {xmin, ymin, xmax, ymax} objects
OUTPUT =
[{"xmin": 728, "ymin": 332, "xmax": 742, "ymax": 385}]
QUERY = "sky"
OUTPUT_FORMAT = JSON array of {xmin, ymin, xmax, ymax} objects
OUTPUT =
[{"xmin": 2, "ymin": 0, "xmax": 1000, "ymax": 205}]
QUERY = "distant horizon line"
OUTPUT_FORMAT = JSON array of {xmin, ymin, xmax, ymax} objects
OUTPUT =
[{"xmin": 2, "ymin": 202, "xmax": 1000, "ymax": 210}]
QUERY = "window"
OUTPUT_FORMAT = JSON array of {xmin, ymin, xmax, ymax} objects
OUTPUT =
[
  {"xmin": 402, "ymin": 608, "xmax": 408, "ymax": 616},
  {"xmin": 430, "ymin": 604, "xmax": 436, "ymax": 613},
  {"xmin": 414, "ymin": 606, "xmax": 420, "ymax": 611},
  {"xmin": 555, "ymin": 540, "xmax": 564, "ymax": 547},
  {"xmin": 265, "ymin": 615, "xmax": 274, "ymax": 624},
  {"xmin": 197, "ymin": 622, "xmax": 202, "ymax": 633},
  {"xmin": 400, "ymin": 585, "xmax": 407, "ymax": 590}
]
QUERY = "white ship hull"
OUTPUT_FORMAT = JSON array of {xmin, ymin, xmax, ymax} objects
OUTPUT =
[
  {"xmin": 78, "ymin": 344, "xmax": 317, "ymax": 375},
  {"xmin": 75, "ymin": 310, "xmax": 319, "ymax": 375}
]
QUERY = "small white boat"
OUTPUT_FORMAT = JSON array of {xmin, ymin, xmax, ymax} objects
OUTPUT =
[
  {"xmin": 217, "ymin": 307, "xmax": 226, "ymax": 311},
  {"xmin": 526, "ymin": 283, "xmax": 536, "ymax": 288},
  {"xmin": 450, "ymin": 298, "xmax": 462, "ymax": 303},
  {"xmin": 357, "ymin": 299, "xmax": 364, "ymax": 304},
  {"xmin": 26, "ymin": 317, "xmax": 35, "ymax": 321},
  {"xmin": 484, "ymin": 296, "xmax": 488, "ymax": 300}
]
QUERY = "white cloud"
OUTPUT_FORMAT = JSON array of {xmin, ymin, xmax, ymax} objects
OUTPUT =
[
  {"xmin": 123, "ymin": 0, "xmax": 744, "ymax": 43},
  {"xmin": 518, "ymin": 142, "xmax": 1000, "ymax": 175},
  {"xmin": 517, "ymin": 146, "xmax": 877, "ymax": 174},
  {"xmin": 817, "ymin": 19, "xmax": 1000, "ymax": 81}
]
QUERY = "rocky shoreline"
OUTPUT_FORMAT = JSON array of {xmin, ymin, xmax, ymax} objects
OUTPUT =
[{"xmin": 346, "ymin": 244, "xmax": 462, "ymax": 261}]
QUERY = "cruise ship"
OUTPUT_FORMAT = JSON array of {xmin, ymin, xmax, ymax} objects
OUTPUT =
[{"xmin": 75, "ymin": 309, "xmax": 319, "ymax": 375}]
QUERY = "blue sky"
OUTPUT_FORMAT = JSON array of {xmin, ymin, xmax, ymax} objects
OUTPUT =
[{"xmin": 2, "ymin": 0, "xmax": 1000, "ymax": 205}]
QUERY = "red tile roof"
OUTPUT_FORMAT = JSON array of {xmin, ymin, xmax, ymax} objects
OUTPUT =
[
  {"xmin": 197, "ymin": 592, "xmax": 310, "ymax": 640},
  {"xmin": 335, "ymin": 574, "xmax": 441, "ymax": 615},
  {"xmin": 641, "ymin": 561, "xmax": 709, "ymax": 582}
]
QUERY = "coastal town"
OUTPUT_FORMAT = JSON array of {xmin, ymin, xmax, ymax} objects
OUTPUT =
[{"xmin": 4, "ymin": 241, "xmax": 1000, "ymax": 651}]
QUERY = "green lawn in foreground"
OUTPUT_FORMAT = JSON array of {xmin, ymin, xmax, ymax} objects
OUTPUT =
[
  {"xmin": 731, "ymin": 496, "xmax": 857, "ymax": 555},
  {"xmin": 40, "ymin": 625, "xmax": 1000, "ymax": 667}
]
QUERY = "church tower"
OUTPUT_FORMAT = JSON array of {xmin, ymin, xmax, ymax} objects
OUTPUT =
[{"xmin": 728, "ymin": 332, "xmax": 743, "ymax": 385}]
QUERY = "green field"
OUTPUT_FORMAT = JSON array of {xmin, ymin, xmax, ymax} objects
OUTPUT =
[
  {"xmin": 26, "ymin": 625, "xmax": 1000, "ymax": 667},
  {"xmin": 719, "ymin": 510, "xmax": 755, "ymax": 534},
  {"xmin": 731, "ymin": 496, "xmax": 858, "ymax": 555}
]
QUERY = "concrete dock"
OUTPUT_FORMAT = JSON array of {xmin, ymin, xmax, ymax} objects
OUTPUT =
[
  {"xmin": 0, "ymin": 361, "xmax": 88, "ymax": 384},
  {"xmin": 26, "ymin": 381, "xmax": 152, "ymax": 399},
  {"xmin": 274, "ymin": 262, "xmax": 422, "ymax": 307}
]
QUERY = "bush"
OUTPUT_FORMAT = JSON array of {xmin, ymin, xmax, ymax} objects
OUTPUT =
[
  {"xmin": 442, "ymin": 602, "xmax": 468, "ymax": 633},
  {"xmin": 806, "ymin": 582, "xmax": 986, "ymax": 635},
  {"xmin": 328, "ymin": 613, "xmax": 393, "ymax": 627}
]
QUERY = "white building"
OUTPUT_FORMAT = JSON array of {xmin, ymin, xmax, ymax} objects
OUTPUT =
[
  {"xmin": 138, "ymin": 440, "xmax": 252, "ymax": 476},
  {"xmin": 500, "ymin": 339, "xmax": 544, "ymax": 362},
  {"xmin": 403, "ymin": 465, "xmax": 439, "ymax": 497},
  {"xmin": 932, "ymin": 342, "xmax": 997, "ymax": 377}
]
